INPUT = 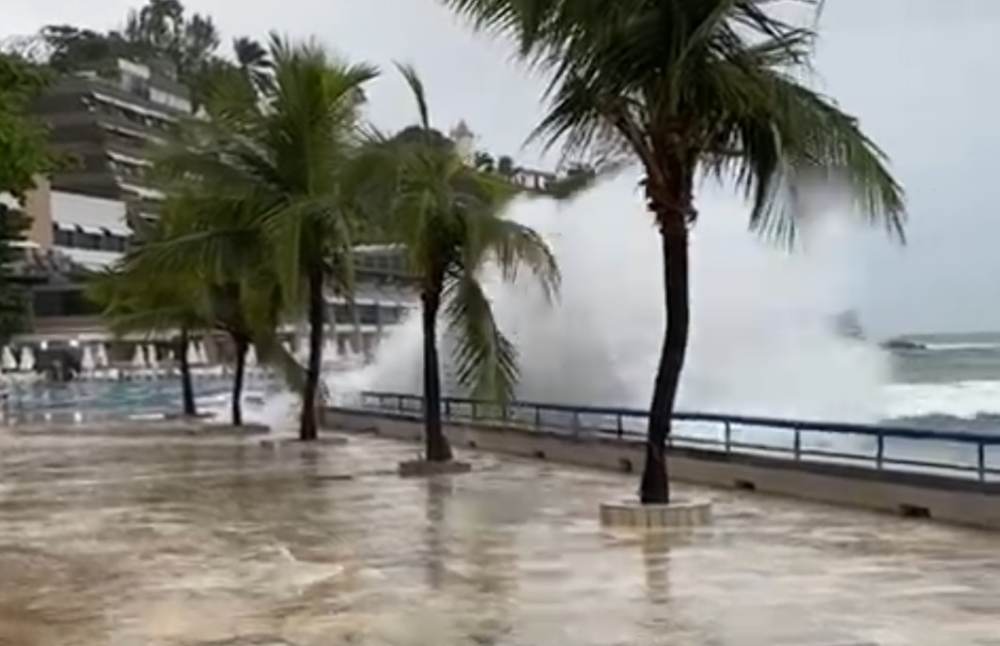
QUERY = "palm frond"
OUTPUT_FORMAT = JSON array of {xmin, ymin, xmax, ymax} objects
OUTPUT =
[
  {"xmin": 465, "ymin": 214, "xmax": 560, "ymax": 301},
  {"xmin": 444, "ymin": 274, "xmax": 519, "ymax": 402},
  {"xmin": 442, "ymin": 0, "xmax": 905, "ymax": 241},
  {"xmin": 395, "ymin": 62, "xmax": 431, "ymax": 131},
  {"xmin": 254, "ymin": 330, "xmax": 309, "ymax": 395}
]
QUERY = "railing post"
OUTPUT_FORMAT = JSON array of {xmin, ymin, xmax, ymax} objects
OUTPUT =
[
  {"xmin": 876, "ymin": 432, "xmax": 884, "ymax": 470},
  {"xmin": 573, "ymin": 410, "xmax": 580, "ymax": 435},
  {"xmin": 444, "ymin": 398, "xmax": 451, "ymax": 420},
  {"xmin": 979, "ymin": 442, "xmax": 986, "ymax": 483},
  {"xmin": 534, "ymin": 405, "xmax": 541, "ymax": 429},
  {"xmin": 793, "ymin": 428, "xmax": 801, "ymax": 461},
  {"xmin": 724, "ymin": 421, "xmax": 732, "ymax": 454},
  {"xmin": 617, "ymin": 413, "xmax": 623, "ymax": 438},
  {"xmin": 471, "ymin": 401, "xmax": 477, "ymax": 420},
  {"xmin": 397, "ymin": 395, "xmax": 403, "ymax": 412}
]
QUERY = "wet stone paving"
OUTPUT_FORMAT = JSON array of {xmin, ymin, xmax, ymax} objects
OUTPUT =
[{"xmin": 1, "ymin": 427, "xmax": 999, "ymax": 645}]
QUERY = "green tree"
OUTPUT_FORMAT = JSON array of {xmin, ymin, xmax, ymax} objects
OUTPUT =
[
  {"xmin": 96, "ymin": 208, "xmax": 292, "ymax": 426},
  {"xmin": 232, "ymin": 36, "xmax": 270, "ymax": 88},
  {"xmin": 496, "ymin": 155, "xmax": 514, "ymax": 177},
  {"xmin": 40, "ymin": 25, "xmax": 136, "ymax": 72},
  {"xmin": 444, "ymin": 0, "xmax": 905, "ymax": 502},
  {"xmin": 0, "ymin": 53, "xmax": 58, "ymax": 343},
  {"xmin": 474, "ymin": 151, "xmax": 496, "ymax": 173},
  {"xmin": 154, "ymin": 36, "xmax": 379, "ymax": 440},
  {"xmin": 89, "ymin": 264, "xmax": 205, "ymax": 418},
  {"xmin": 124, "ymin": 0, "xmax": 220, "ymax": 76},
  {"xmin": 388, "ymin": 65, "xmax": 560, "ymax": 462},
  {"xmin": 118, "ymin": 178, "xmax": 300, "ymax": 427},
  {"xmin": 0, "ymin": 205, "xmax": 29, "ymax": 345},
  {"xmin": 0, "ymin": 54, "xmax": 55, "ymax": 199}
]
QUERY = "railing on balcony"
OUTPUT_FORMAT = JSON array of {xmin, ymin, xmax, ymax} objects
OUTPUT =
[{"xmin": 352, "ymin": 391, "xmax": 1000, "ymax": 484}]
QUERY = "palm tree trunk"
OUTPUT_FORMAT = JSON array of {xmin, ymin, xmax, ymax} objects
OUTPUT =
[
  {"xmin": 231, "ymin": 336, "xmax": 248, "ymax": 427},
  {"xmin": 178, "ymin": 327, "xmax": 197, "ymax": 417},
  {"xmin": 421, "ymin": 286, "xmax": 453, "ymax": 462},
  {"xmin": 299, "ymin": 267, "xmax": 325, "ymax": 441},
  {"xmin": 640, "ymin": 217, "xmax": 691, "ymax": 505}
]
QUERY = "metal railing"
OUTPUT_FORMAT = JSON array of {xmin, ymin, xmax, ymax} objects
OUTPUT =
[{"xmin": 354, "ymin": 391, "xmax": 1000, "ymax": 483}]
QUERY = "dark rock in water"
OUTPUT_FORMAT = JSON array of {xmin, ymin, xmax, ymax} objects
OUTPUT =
[
  {"xmin": 882, "ymin": 338, "xmax": 927, "ymax": 351},
  {"xmin": 834, "ymin": 310, "xmax": 866, "ymax": 340}
]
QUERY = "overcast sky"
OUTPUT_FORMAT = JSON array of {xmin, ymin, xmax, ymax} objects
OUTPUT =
[{"xmin": 6, "ymin": 0, "xmax": 1000, "ymax": 337}]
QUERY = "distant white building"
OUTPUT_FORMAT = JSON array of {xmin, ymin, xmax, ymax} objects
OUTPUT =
[
  {"xmin": 510, "ymin": 167, "xmax": 559, "ymax": 193},
  {"xmin": 450, "ymin": 120, "xmax": 476, "ymax": 165}
]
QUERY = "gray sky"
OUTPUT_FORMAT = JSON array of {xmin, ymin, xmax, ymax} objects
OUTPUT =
[{"xmin": 6, "ymin": 0, "xmax": 999, "ymax": 336}]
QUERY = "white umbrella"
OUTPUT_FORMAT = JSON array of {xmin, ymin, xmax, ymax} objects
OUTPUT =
[
  {"xmin": 80, "ymin": 346, "xmax": 96, "ymax": 372},
  {"xmin": 246, "ymin": 344, "xmax": 258, "ymax": 367},
  {"xmin": 146, "ymin": 344, "xmax": 159, "ymax": 369},
  {"xmin": 295, "ymin": 339, "xmax": 309, "ymax": 364},
  {"xmin": 186, "ymin": 341, "xmax": 199, "ymax": 365},
  {"xmin": 96, "ymin": 344, "xmax": 109, "ymax": 368},
  {"xmin": 1, "ymin": 346, "xmax": 17, "ymax": 371},
  {"xmin": 196, "ymin": 342, "xmax": 210, "ymax": 366},
  {"xmin": 131, "ymin": 345, "xmax": 147, "ymax": 369},
  {"xmin": 20, "ymin": 347, "xmax": 35, "ymax": 372}
]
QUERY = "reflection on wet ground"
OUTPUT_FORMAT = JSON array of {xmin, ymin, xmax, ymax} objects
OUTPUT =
[{"xmin": 1, "ymin": 429, "xmax": 999, "ymax": 645}]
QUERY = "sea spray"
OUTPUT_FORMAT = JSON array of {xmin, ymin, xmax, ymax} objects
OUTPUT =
[{"xmin": 330, "ymin": 173, "xmax": 890, "ymax": 424}]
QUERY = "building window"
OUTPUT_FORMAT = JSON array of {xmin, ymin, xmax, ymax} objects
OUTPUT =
[{"xmin": 53, "ymin": 225, "xmax": 74, "ymax": 247}]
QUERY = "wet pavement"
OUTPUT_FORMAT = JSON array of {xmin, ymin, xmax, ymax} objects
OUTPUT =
[{"xmin": 1, "ymin": 428, "xmax": 999, "ymax": 645}]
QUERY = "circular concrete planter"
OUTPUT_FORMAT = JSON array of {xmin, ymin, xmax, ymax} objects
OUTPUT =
[
  {"xmin": 398, "ymin": 460, "xmax": 473, "ymax": 477},
  {"xmin": 600, "ymin": 500, "xmax": 712, "ymax": 528}
]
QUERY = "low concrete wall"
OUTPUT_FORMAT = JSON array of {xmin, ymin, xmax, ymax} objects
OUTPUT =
[{"xmin": 324, "ymin": 407, "xmax": 1000, "ymax": 530}]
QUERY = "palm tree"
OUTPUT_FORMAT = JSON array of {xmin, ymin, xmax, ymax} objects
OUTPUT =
[
  {"xmin": 89, "ymin": 265, "xmax": 206, "ymax": 418},
  {"xmin": 153, "ymin": 35, "xmax": 379, "ymax": 440},
  {"xmin": 444, "ymin": 0, "xmax": 905, "ymax": 502},
  {"xmin": 388, "ymin": 65, "xmax": 560, "ymax": 462}
]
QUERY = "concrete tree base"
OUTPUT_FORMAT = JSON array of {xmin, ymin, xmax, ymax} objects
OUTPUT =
[
  {"xmin": 600, "ymin": 500, "xmax": 712, "ymax": 528},
  {"xmin": 398, "ymin": 460, "xmax": 472, "ymax": 477}
]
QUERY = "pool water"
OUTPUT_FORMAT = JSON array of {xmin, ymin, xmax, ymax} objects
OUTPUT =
[{"xmin": 3, "ymin": 377, "xmax": 288, "ymax": 425}]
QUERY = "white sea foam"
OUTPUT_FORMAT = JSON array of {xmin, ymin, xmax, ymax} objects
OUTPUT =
[
  {"xmin": 922, "ymin": 342, "xmax": 1000, "ymax": 352},
  {"xmin": 884, "ymin": 380, "xmax": 1000, "ymax": 420}
]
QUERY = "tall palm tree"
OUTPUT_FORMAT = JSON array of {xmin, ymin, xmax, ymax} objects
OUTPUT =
[
  {"xmin": 154, "ymin": 35, "xmax": 378, "ymax": 440},
  {"xmin": 388, "ymin": 65, "xmax": 560, "ymax": 462},
  {"xmin": 444, "ymin": 0, "xmax": 906, "ymax": 502}
]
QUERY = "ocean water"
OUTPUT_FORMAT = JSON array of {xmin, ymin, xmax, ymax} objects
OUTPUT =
[{"xmin": 885, "ymin": 332, "xmax": 1000, "ymax": 431}]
